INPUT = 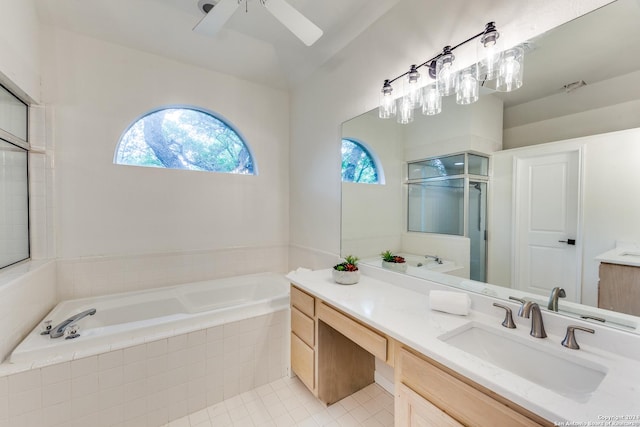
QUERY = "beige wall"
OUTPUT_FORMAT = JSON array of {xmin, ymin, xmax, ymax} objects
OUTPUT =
[{"xmin": 0, "ymin": 0, "xmax": 41, "ymax": 102}]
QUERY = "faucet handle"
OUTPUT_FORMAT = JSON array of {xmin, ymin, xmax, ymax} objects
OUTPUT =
[
  {"xmin": 508, "ymin": 296, "xmax": 525, "ymax": 304},
  {"xmin": 561, "ymin": 325, "xmax": 595, "ymax": 350},
  {"xmin": 493, "ymin": 303, "xmax": 516, "ymax": 329}
]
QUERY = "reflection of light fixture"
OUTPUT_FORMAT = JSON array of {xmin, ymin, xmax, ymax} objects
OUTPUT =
[
  {"xmin": 454, "ymin": 162, "xmax": 464, "ymax": 166},
  {"xmin": 397, "ymin": 96, "xmax": 414, "ymax": 124},
  {"xmin": 377, "ymin": 22, "xmax": 525, "ymax": 123},
  {"xmin": 421, "ymin": 84, "xmax": 441, "ymax": 116},
  {"xmin": 456, "ymin": 65, "xmax": 479, "ymax": 105},
  {"xmin": 496, "ymin": 46, "xmax": 524, "ymax": 92}
]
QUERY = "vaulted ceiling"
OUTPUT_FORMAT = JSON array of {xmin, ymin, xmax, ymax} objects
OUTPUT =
[{"xmin": 35, "ymin": 0, "xmax": 401, "ymax": 90}]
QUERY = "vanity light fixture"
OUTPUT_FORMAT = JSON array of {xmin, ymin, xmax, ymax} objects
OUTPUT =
[
  {"xmin": 406, "ymin": 64, "xmax": 422, "ymax": 108},
  {"xmin": 379, "ymin": 79, "xmax": 397, "ymax": 119},
  {"xmin": 378, "ymin": 22, "xmax": 524, "ymax": 122},
  {"xmin": 478, "ymin": 22, "xmax": 501, "ymax": 80}
]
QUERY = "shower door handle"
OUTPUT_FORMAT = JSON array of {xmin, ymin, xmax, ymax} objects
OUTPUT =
[{"xmin": 558, "ymin": 238, "xmax": 576, "ymax": 245}]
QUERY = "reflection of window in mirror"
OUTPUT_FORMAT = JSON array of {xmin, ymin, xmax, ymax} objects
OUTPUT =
[{"xmin": 341, "ymin": 138, "xmax": 384, "ymax": 184}]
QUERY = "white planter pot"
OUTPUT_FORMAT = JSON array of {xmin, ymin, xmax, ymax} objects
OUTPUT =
[
  {"xmin": 382, "ymin": 260, "xmax": 408, "ymax": 273},
  {"xmin": 332, "ymin": 269, "xmax": 360, "ymax": 285}
]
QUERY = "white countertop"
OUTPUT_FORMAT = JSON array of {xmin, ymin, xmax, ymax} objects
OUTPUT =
[
  {"xmin": 287, "ymin": 268, "xmax": 640, "ymax": 424},
  {"xmin": 596, "ymin": 245, "xmax": 640, "ymax": 267}
]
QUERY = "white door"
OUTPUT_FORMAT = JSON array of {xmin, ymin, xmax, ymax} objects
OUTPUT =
[{"xmin": 514, "ymin": 150, "xmax": 581, "ymax": 302}]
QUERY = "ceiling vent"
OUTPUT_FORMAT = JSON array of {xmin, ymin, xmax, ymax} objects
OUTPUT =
[
  {"xmin": 198, "ymin": 0, "xmax": 219, "ymax": 15},
  {"xmin": 563, "ymin": 80, "xmax": 587, "ymax": 93}
]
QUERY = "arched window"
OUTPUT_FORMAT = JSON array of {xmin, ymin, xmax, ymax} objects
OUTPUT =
[
  {"xmin": 341, "ymin": 138, "xmax": 383, "ymax": 184},
  {"xmin": 115, "ymin": 107, "xmax": 255, "ymax": 174}
]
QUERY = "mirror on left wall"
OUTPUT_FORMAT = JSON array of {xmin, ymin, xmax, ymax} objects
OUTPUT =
[{"xmin": 341, "ymin": 0, "xmax": 640, "ymax": 333}]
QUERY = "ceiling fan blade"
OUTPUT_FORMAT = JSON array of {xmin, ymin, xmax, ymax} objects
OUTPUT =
[
  {"xmin": 193, "ymin": 0, "xmax": 239, "ymax": 37},
  {"xmin": 264, "ymin": 0, "xmax": 323, "ymax": 46}
]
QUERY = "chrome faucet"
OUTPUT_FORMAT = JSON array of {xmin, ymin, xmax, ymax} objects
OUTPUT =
[
  {"xmin": 424, "ymin": 254, "xmax": 443, "ymax": 264},
  {"xmin": 49, "ymin": 308, "xmax": 97, "ymax": 338},
  {"xmin": 518, "ymin": 301, "xmax": 547, "ymax": 338},
  {"xmin": 547, "ymin": 287, "xmax": 566, "ymax": 312}
]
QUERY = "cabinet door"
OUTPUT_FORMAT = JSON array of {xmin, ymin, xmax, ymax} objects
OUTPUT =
[
  {"xmin": 598, "ymin": 263, "xmax": 640, "ymax": 316},
  {"xmin": 396, "ymin": 383, "xmax": 463, "ymax": 427},
  {"xmin": 291, "ymin": 332, "xmax": 314, "ymax": 390},
  {"xmin": 397, "ymin": 348, "xmax": 545, "ymax": 426}
]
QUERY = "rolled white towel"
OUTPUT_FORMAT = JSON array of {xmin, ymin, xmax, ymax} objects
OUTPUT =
[{"xmin": 429, "ymin": 290, "xmax": 471, "ymax": 316}]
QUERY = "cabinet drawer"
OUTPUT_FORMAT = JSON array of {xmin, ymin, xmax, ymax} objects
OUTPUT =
[
  {"xmin": 291, "ymin": 306, "xmax": 315, "ymax": 347},
  {"xmin": 317, "ymin": 302, "xmax": 387, "ymax": 360},
  {"xmin": 398, "ymin": 348, "xmax": 543, "ymax": 427},
  {"xmin": 291, "ymin": 332, "xmax": 314, "ymax": 390},
  {"xmin": 291, "ymin": 285, "xmax": 315, "ymax": 317}
]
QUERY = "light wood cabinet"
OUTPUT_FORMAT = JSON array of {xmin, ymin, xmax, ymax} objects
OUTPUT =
[
  {"xmin": 396, "ymin": 383, "xmax": 463, "ymax": 427},
  {"xmin": 290, "ymin": 284, "xmax": 552, "ymax": 425},
  {"xmin": 290, "ymin": 286, "xmax": 317, "ymax": 395},
  {"xmin": 291, "ymin": 332, "xmax": 314, "ymax": 390},
  {"xmin": 598, "ymin": 262, "xmax": 640, "ymax": 316},
  {"xmin": 289, "ymin": 285, "xmax": 387, "ymax": 405},
  {"xmin": 317, "ymin": 301, "xmax": 387, "ymax": 360},
  {"xmin": 396, "ymin": 347, "xmax": 550, "ymax": 427}
]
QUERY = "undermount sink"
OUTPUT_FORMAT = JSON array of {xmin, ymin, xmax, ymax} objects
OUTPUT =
[{"xmin": 438, "ymin": 323, "xmax": 608, "ymax": 402}]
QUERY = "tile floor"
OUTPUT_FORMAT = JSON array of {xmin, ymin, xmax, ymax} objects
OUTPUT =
[{"xmin": 163, "ymin": 376, "xmax": 394, "ymax": 427}]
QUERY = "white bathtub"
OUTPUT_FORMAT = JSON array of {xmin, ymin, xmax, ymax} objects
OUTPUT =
[{"xmin": 9, "ymin": 272, "xmax": 289, "ymax": 365}]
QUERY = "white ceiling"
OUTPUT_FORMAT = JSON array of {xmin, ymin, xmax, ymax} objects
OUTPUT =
[{"xmin": 34, "ymin": 0, "xmax": 401, "ymax": 90}]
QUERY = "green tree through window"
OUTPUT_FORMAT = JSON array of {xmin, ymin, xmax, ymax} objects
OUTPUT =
[
  {"xmin": 115, "ymin": 107, "xmax": 255, "ymax": 174},
  {"xmin": 341, "ymin": 138, "xmax": 380, "ymax": 184}
]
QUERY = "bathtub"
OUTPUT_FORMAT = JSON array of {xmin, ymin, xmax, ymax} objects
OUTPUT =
[{"xmin": 9, "ymin": 272, "xmax": 289, "ymax": 366}]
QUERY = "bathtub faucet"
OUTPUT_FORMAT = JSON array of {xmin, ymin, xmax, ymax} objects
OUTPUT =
[
  {"xmin": 424, "ymin": 254, "xmax": 443, "ymax": 264},
  {"xmin": 50, "ymin": 308, "xmax": 97, "ymax": 339}
]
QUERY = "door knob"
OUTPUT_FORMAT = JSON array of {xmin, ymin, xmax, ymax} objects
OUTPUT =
[{"xmin": 558, "ymin": 239, "xmax": 576, "ymax": 245}]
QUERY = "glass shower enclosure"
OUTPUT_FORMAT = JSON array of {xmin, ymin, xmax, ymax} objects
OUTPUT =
[{"xmin": 407, "ymin": 153, "xmax": 488, "ymax": 282}]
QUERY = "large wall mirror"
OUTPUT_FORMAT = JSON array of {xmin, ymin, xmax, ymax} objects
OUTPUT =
[{"xmin": 341, "ymin": 0, "xmax": 640, "ymax": 333}]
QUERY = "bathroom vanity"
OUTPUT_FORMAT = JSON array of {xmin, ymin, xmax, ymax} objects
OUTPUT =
[
  {"xmin": 290, "ymin": 284, "xmax": 547, "ymax": 426},
  {"xmin": 288, "ymin": 269, "xmax": 640, "ymax": 426}
]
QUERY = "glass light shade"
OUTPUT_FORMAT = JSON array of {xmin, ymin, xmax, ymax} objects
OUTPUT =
[
  {"xmin": 436, "ymin": 52, "xmax": 456, "ymax": 96},
  {"xmin": 378, "ymin": 80, "xmax": 396, "ymax": 119},
  {"xmin": 477, "ymin": 27, "xmax": 501, "ymax": 80},
  {"xmin": 421, "ymin": 84, "xmax": 442, "ymax": 116},
  {"xmin": 456, "ymin": 65, "xmax": 479, "ymax": 105},
  {"xmin": 496, "ymin": 46, "xmax": 524, "ymax": 92},
  {"xmin": 396, "ymin": 96, "xmax": 414, "ymax": 124},
  {"xmin": 406, "ymin": 65, "xmax": 422, "ymax": 108}
]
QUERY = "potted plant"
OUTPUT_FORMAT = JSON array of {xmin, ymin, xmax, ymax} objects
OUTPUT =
[
  {"xmin": 381, "ymin": 250, "xmax": 408, "ymax": 273},
  {"xmin": 332, "ymin": 255, "xmax": 360, "ymax": 285}
]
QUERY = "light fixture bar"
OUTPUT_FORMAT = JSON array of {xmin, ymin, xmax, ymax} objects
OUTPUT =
[{"xmin": 378, "ymin": 22, "xmax": 524, "ymax": 122}]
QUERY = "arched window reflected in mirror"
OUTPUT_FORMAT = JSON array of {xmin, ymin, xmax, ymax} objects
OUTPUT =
[{"xmin": 341, "ymin": 138, "xmax": 384, "ymax": 184}]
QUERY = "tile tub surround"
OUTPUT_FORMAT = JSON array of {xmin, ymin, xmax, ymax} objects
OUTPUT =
[
  {"xmin": 56, "ymin": 245, "xmax": 289, "ymax": 301},
  {"xmin": 288, "ymin": 268, "xmax": 640, "ymax": 424},
  {"xmin": 0, "ymin": 310, "xmax": 288, "ymax": 427}
]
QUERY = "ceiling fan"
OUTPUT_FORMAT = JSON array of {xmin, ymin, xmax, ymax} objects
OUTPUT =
[{"xmin": 194, "ymin": 0, "xmax": 323, "ymax": 46}]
